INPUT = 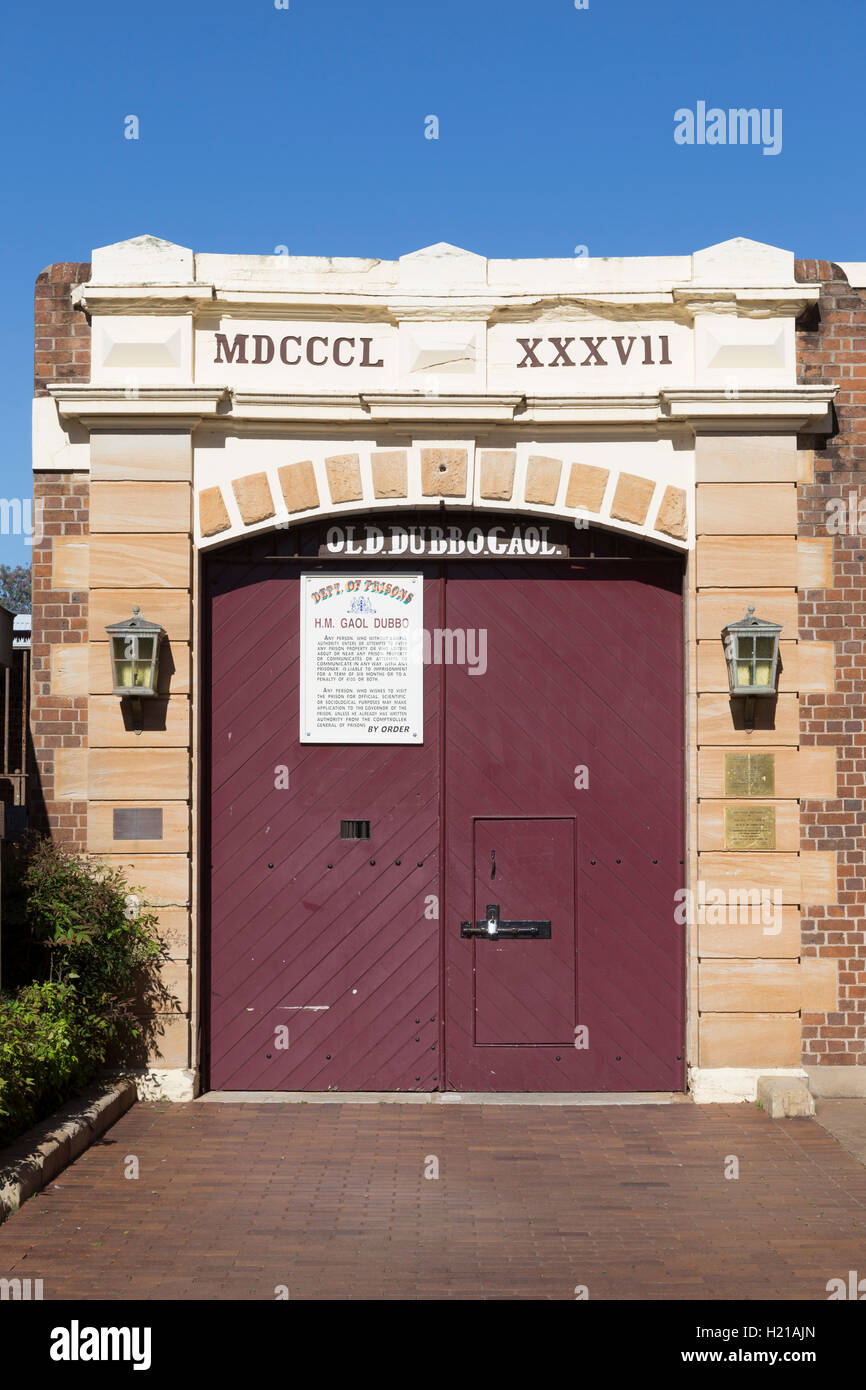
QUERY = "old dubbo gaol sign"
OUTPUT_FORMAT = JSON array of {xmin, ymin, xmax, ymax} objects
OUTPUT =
[{"xmin": 299, "ymin": 573, "xmax": 424, "ymax": 744}]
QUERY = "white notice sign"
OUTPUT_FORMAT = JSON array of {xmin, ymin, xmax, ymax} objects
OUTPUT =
[{"xmin": 300, "ymin": 573, "xmax": 424, "ymax": 744}]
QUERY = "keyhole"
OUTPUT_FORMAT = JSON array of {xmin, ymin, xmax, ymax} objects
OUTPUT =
[{"xmin": 490, "ymin": 848, "xmax": 496, "ymax": 879}]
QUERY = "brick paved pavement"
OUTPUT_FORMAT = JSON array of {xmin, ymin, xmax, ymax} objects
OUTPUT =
[
  {"xmin": 1, "ymin": 1101, "xmax": 865, "ymax": 1300},
  {"xmin": 816, "ymin": 1098, "xmax": 866, "ymax": 1170}
]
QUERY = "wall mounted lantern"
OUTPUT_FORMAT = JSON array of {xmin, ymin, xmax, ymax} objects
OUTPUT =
[
  {"xmin": 105, "ymin": 606, "xmax": 165, "ymax": 733},
  {"xmin": 722, "ymin": 605, "xmax": 782, "ymax": 730}
]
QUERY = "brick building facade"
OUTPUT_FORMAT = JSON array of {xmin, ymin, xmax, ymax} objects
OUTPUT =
[
  {"xmin": 28, "ymin": 234, "xmax": 865, "ymax": 1102},
  {"xmin": 797, "ymin": 260, "xmax": 866, "ymax": 1087},
  {"xmin": 32, "ymin": 262, "xmax": 91, "ymax": 847}
]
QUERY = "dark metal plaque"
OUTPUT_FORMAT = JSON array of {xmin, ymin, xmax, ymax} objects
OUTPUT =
[
  {"xmin": 113, "ymin": 808, "xmax": 163, "ymax": 841},
  {"xmin": 724, "ymin": 752, "xmax": 775, "ymax": 798},
  {"xmin": 724, "ymin": 805, "xmax": 776, "ymax": 850}
]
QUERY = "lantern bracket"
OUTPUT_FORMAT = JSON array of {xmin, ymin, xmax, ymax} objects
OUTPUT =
[{"xmin": 127, "ymin": 695, "xmax": 145, "ymax": 736}]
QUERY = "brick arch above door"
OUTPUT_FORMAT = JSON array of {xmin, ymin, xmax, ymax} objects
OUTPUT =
[{"xmin": 196, "ymin": 440, "xmax": 691, "ymax": 552}]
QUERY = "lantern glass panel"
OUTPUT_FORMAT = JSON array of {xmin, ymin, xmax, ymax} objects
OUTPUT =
[
  {"xmin": 134, "ymin": 636, "xmax": 155, "ymax": 689},
  {"xmin": 735, "ymin": 634, "xmax": 754, "ymax": 689},
  {"xmin": 754, "ymin": 636, "xmax": 775, "ymax": 687},
  {"xmin": 111, "ymin": 635, "xmax": 134, "ymax": 689}
]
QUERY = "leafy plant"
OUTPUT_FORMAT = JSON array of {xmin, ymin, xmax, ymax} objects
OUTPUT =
[
  {"xmin": 0, "ymin": 982, "xmax": 94, "ymax": 1142},
  {"xmin": 23, "ymin": 836, "xmax": 160, "ymax": 1005},
  {"xmin": 0, "ymin": 837, "xmax": 164, "ymax": 1145}
]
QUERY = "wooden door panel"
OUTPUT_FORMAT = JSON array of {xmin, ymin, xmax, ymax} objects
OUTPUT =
[
  {"xmin": 207, "ymin": 560, "xmax": 441, "ymax": 1091},
  {"xmin": 443, "ymin": 561, "xmax": 684, "ymax": 1091}
]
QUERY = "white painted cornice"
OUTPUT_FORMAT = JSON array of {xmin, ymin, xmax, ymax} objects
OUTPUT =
[
  {"xmin": 213, "ymin": 292, "xmax": 397, "ymax": 321},
  {"xmin": 72, "ymin": 284, "xmax": 215, "ymax": 313},
  {"xmin": 659, "ymin": 386, "xmax": 833, "ymax": 428},
  {"xmin": 386, "ymin": 298, "xmax": 502, "ymax": 322},
  {"xmin": 672, "ymin": 286, "xmax": 820, "ymax": 318},
  {"xmin": 48, "ymin": 384, "xmax": 227, "ymax": 424},
  {"xmin": 47, "ymin": 384, "xmax": 835, "ymax": 432},
  {"xmin": 70, "ymin": 281, "xmax": 820, "ymax": 324},
  {"xmin": 360, "ymin": 393, "xmax": 521, "ymax": 422}
]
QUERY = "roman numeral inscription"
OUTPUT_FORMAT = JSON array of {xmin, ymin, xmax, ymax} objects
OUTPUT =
[
  {"xmin": 213, "ymin": 332, "xmax": 385, "ymax": 368},
  {"xmin": 205, "ymin": 327, "xmax": 677, "ymax": 378},
  {"xmin": 515, "ymin": 334, "xmax": 673, "ymax": 368}
]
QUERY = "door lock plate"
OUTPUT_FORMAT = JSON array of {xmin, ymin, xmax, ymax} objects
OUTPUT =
[{"xmin": 460, "ymin": 903, "xmax": 552, "ymax": 940}]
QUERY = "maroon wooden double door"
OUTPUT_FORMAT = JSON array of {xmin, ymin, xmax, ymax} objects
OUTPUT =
[{"xmin": 206, "ymin": 542, "xmax": 684, "ymax": 1092}]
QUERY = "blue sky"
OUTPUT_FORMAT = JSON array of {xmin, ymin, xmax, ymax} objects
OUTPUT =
[{"xmin": 2, "ymin": 0, "xmax": 864, "ymax": 564}]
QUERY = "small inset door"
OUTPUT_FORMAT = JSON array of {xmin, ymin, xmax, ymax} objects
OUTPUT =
[{"xmin": 471, "ymin": 819, "xmax": 575, "ymax": 1046}]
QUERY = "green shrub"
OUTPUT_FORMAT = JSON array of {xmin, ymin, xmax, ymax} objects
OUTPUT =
[
  {"xmin": 0, "ymin": 837, "xmax": 163, "ymax": 1145},
  {"xmin": 0, "ymin": 982, "xmax": 95, "ymax": 1142}
]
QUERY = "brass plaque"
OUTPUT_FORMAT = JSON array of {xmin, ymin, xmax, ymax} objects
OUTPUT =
[
  {"xmin": 724, "ymin": 752, "xmax": 775, "ymax": 798},
  {"xmin": 724, "ymin": 805, "xmax": 776, "ymax": 850}
]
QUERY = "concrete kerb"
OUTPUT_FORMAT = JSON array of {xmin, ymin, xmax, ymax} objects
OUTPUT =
[{"xmin": 0, "ymin": 1078, "xmax": 136, "ymax": 1224}]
